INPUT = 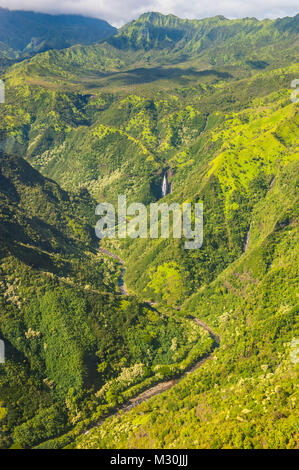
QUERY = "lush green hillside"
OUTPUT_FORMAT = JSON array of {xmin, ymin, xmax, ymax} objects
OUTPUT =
[
  {"xmin": 78, "ymin": 159, "xmax": 298, "ymax": 449},
  {"xmin": 0, "ymin": 11, "xmax": 298, "ymax": 449},
  {"xmin": 0, "ymin": 152, "xmax": 212, "ymax": 449},
  {"xmin": 111, "ymin": 71, "xmax": 299, "ymax": 300},
  {"xmin": 0, "ymin": 14, "xmax": 298, "ymax": 203},
  {"xmin": 110, "ymin": 12, "xmax": 299, "ymax": 61},
  {"xmin": 4, "ymin": 12, "xmax": 298, "ymax": 82},
  {"xmin": 74, "ymin": 63, "xmax": 299, "ymax": 449}
]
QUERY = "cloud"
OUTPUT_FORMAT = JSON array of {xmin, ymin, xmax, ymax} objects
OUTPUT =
[{"xmin": 0, "ymin": 0, "xmax": 298, "ymax": 26}]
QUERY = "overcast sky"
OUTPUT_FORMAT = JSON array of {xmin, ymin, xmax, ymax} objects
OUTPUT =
[{"xmin": 0, "ymin": 0, "xmax": 298, "ymax": 27}]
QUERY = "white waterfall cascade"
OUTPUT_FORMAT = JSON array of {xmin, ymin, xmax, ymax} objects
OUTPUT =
[
  {"xmin": 161, "ymin": 173, "xmax": 168, "ymax": 197},
  {"xmin": 244, "ymin": 223, "xmax": 251, "ymax": 252}
]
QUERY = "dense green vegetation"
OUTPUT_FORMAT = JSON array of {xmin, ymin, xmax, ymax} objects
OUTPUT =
[
  {"xmin": 0, "ymin": 11, "xmax": 298, "ymax": 449},
  {"xmin": 78, "ymin": 159, "xmax": 298, "ymax": 449},
  {"xmin": 0, "ymin": 152, "xmax": 212, "ymax": 448}
]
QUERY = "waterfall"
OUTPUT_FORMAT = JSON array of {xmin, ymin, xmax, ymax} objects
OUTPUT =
[
  {"xmin": 161, "ymin": 173, "xmax": 168, "ymax": 197},
  {"xmin": 268, "ymin": 177, "xmax": 275, "ymax": 191},
  {"xmin": 244, "ymin": 223, "xmax": 251, "ymax": 252}
]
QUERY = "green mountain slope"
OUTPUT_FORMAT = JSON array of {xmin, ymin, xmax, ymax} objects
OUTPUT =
[
  {"xmin": 110, "ymin": 12, "xmax": 299, "ymax": 57},
  {"xmin": 0, "ymin": 11, "xmax": 298, "ymax": 449},
  {"xmin": 77, "ymin": 158, "xmax": 298, "ymax": 449},
  {"xmin": 4, "ymin": 12, "xmax": 298, "ymax": 83},
  {"xmin": 0, "ymin": 152, "xmax": 211, "ymax": 449}
]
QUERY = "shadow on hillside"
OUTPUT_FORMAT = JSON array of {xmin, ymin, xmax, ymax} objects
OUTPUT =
[{"xmin": 81, "ymin": 66, "xmax": 232, "ymax": 88}]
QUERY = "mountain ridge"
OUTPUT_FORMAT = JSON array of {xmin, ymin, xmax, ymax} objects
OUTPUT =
[
  {"xmin": 0, "ymin": 7, "xmax": 117, "ymax": 65},
  {"xmin": 4, "ymin": 12, "xmax": 297, "ymax": 85}
]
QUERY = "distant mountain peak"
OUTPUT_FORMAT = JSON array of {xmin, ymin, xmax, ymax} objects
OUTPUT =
[
  {"xmin": 138, "ymin": 11, "xmax": 179, "ymax": 21},
  {"xmin": 0, "ymin": 8, "xmax": 117, "ymax": 59}
]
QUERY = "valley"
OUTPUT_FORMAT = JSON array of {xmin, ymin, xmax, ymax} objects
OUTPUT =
[{"xmin": 0, "ymin": 10, "xmax": 298, "ymax": 449}]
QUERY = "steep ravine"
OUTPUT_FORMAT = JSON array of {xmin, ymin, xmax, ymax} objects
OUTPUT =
[{"xmin": 82, "ymin": 247, "xmax": 220, "ymax": 435}]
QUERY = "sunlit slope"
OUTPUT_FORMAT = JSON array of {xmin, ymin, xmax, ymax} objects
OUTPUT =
[
  {"xmin": 1, "ymin": 62, "xmax": 298, "ymax": 202},
  {"xmin": 76, "ymin": 160, "xmax": 299, "ymax": 450},
  {"xmin": 1, "ymin": 59, "xmax": 298, "ymax": 306},
  {"xmin": 100, "ymin": 74, "xmax": 299, "ymax": 304}
]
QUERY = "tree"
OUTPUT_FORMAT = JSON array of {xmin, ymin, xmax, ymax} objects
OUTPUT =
[{"xmin": 147, "ymin": 262, "xmax": 187, "ymax": 306}]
